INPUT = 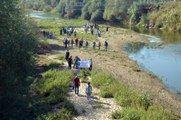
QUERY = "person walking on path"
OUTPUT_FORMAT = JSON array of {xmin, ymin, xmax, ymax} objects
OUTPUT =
[
  {"xmin": 73, "ymin": 56, "xmax": 81, "ymax": 69},
  {"xmin": 74, "ymin": 75, "xmax": 80, "ymax": 95},
  {"xmin": 104, "ymin": 40, "xmax": 108, "ymax": 51},
  {"xmin": 98, "ymin": 41, "xmax": 101, "ymax": 50},
  {"xmin": 74, "ymin": 29, "xmax": 77, "ymax": 37},
  {"xmin": 71, "ymin": 38, "xmax": 74, "ymax": 48},
  {"xmin": 60, "ymin": 28, "xmax": 63, "ymax": 35},
  {"xmin": 106, "ymin": 26, "xmax": 109, "ymax": 32},
  {"xmin": 85, "ymin": 41, "xmax": 89, "ymax": 49},
  {"xmin": 89, "ymin": 58, "xmax": 93, "ymax": 71},
  {"xmin": 92, "ymin": 42, "xmax": 96, "ymax": 49},
  {"xmin": 86, "ymin": 82, "xmax": 92, "ymax": 100},
  {"xmin": 65, "ymin": 50, "xmax": 70, "ymax": 61},
  {"xmin": 63, "ymin": 38, "xmax": 68, "ymax": 48},
  {"xmin": 75, "ymin": 38, "xmax": 79, "ymax": 47},
  {"xmin": 68, "ymin": 56, "xmax": 73, "ymax": 69}
]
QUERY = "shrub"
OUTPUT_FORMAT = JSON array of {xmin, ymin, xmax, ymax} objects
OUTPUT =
[
  {"xmin": 142, "ymin": 106, "xmax": 178, "ymax": 120},
  {"xmin": 111, "ymin": 110, "xmax": 122, "ymax": 119},
  {"xmin": 91, "ymin": 70, "xmax": 113, "ymax": 88},
  {"xmin": 43, "ymin": 108, "xmax": 73, "ymax": 120},
  {"xmin": 121, "ymin": 108, "xmax": 143, "ymax": 120},
  {"xmin": 32, "ymin": 69, "xmax": 76, "ymax": 119},
  {"xmin": 138, "ymin": 94, "xmax": 151, "ymax": 111}
]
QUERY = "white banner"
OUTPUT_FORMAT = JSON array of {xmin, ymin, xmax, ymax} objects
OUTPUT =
[{"xmin": 78, "ymin": 60, "xmax": 91, "ymax": 68}]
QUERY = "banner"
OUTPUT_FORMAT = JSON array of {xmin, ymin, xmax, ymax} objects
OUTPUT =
[{"xmin": 78, "ymin": 60, "xmax": 92, "ymax": 68}]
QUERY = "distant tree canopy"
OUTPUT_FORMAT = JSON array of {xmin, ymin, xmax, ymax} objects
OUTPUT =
[{"xmin": 21, "ymin": 0, "xmax": 181, "ymax": 30}]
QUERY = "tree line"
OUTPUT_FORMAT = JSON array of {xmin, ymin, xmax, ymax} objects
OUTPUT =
[{"xmin": 21, "ymin": 0, "xmax": 179, "ymax": 25}]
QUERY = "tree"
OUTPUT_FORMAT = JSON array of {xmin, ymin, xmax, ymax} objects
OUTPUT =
[{"xmin": 0, "ymin": 0, "xmax": 37, "ymax": 119}]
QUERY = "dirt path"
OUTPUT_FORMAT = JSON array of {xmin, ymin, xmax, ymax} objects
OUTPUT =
[
  {"xmin": 44, "ymin": 43, "xmax": 122, "ymax": 119},
  {"xmin": 68, "ymin": 82, "xmax": 121, "ymax": 120}
]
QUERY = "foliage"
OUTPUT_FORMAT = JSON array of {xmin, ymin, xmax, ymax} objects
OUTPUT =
[
  {"xmin": 90, "ymin": 70, "xmax": 178, "ymax": 119},
  {"xmin": 41, "ymin": 108, "xmax": 73, "ymax": 120},
  {"xmin": 111, "ymin": 110, "xmax": 122, "ymax": 119},
  {"xmin": 31, "ymin": 69, "xmax": 76, "ymax": 119},
  {"xmin": 0, "ymin": 0, "xmax": 37, "ymax": 119},
  {"xmin": 57, "ymin": 0, "xmax": 83, "ymax": 18},
  {"xmin": 148, "ymin": 2, "xmax": 181, "ymax": 32},
  {"xmin": 21, "ymin": 0, "xmax": 181, "ymax": 32}
]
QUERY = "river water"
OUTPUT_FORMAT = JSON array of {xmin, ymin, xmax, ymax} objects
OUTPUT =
[
  {"xmin": 26, "ymin": 11, "xmax": 181, "ymax": 95},
  {"xmin": 128, "ymin": 31, "xmax": 181, "ymax": 95},
  {"xmin": 26, "ymin": 11, "xmax": 60, "ymax": 19}
]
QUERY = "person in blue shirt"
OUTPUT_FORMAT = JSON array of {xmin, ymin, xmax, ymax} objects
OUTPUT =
[{"xmin": 86, "ymin": 82, "xmax": 92, "ymax": 100}]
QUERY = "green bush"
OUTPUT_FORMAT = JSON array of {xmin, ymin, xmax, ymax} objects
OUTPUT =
[
  {"xmin": 138, "ymin": 94, "xmax": 151, "ymax": 111},
  {"xmin": 91, "ymin": 70, "xmax": 113, "ymax": 88},
  {"xmin": 32, "ymin": 69, "xmax": 76, "ymax": 119},
  {"xmin": 142, "ymin": 106, "xmax": 178, "ymax": 120},
  {"xmin": 121, "ymin": 108, "xmax": 143, "ymax": 120},
  {"xmin": 111, "ymin": 110, "xmax": 122, "ymax": 119},
  {"xmin": 39, "ymin": 108, "xmax": 72, "ymax": 120}
]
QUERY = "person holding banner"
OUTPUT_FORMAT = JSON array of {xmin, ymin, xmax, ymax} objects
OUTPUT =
[{"xmin": 89, "ymin": 59, "xmax": 93, "ymax": 71}]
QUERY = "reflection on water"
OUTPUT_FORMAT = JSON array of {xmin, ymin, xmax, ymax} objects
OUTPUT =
[{"xmin": 128, "ymin": 30, "xmax": 181, "ymax": 95}]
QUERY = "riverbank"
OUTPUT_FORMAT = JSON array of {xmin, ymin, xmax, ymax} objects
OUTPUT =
[
  {"xmin": 35, "ymin": 18, "xmax": 181, "ymax": 117},
  {"xmin": 66, "ymin": 27, "xmax": 181, "ymax": 116}
]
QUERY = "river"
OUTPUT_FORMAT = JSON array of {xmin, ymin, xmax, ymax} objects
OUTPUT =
[
  {"xmin": 27, "ymin": 11, "xmax": 181, "ymax": 96},
  {"xmin": 26, "ymin": 11, "xmax": 60, "ymax": 19},
  {"xmin": 128, "ymin": 30, "xmax": 181, "ymax": 95}
]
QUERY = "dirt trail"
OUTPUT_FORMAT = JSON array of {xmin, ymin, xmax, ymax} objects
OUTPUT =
[
  {"xmin": 45, "ymin": 43, "xmax": 122, "ymax": 119},
  {"xmin": 68, "ymin": 82, "xmax": 121, "ymax": 120}
]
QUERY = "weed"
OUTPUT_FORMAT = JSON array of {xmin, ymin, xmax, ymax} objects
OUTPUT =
[{"xmin": 111, "ymin": 110, "xmax": 122, "ymax": 119}]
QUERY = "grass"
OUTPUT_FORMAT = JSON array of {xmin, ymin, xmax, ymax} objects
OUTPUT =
[
  {"xmin": 92, "ymin": 102, "xmax": 104, "ymax": 109},
  {"xmin": 89, "ymin": 70, "xmax": 179, "ymax": 120},
  {"xmin": 32, "ymin": 16, "xmax": 180, "ymax": 119},
  {"xmin": 37, "ymin": 108, "xmax": 73, "ymax": 120},
  {"xmin": 30, "ymin": 69, "xmax": 76, "ymax": 119}
]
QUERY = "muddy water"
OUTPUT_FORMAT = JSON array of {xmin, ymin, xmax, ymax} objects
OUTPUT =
[{"xmin": 128, "ymin": 32, "xmax": 181, "ymax": 95}]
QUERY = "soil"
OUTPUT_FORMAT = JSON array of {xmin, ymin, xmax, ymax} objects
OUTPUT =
[{"xmin": 44, "ymin": 27, "xmax": 181, "ymax": 118}]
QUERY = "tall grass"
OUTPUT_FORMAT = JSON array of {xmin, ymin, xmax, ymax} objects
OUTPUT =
[
  {"xmin": 31, "ymin": 69, "xmax": 76, "ymax": 119},
  {"xmin": 90, "ymin": 70, "xmax": 178, "ymax": 120}
]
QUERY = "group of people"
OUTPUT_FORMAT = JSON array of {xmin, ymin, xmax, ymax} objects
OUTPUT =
[
  {"xmin": 40, "ymin": 30, "xmax": 55, "ymax": 39},
  {"xmin": 60, "ymin": 27, "xmax": 77, "ymax": 37},
  {"xmin": 65, "ymin": 51, "xmax": 93, "ymax": 100},
  {"xmin": 63, "ymin": 37, "xmax": 108, "ymax": 50},
  {"xmin": 84, "ymin": 23, "xmax": 102, "ymax": 37},
  {"xmin": 63, "ymin": 23, "xmax": 111, "ymax": 100},
  {"xmin": 92, "ymin": 40, "xmax": 108, "ymax": 50},
  {"xmin": 65, "ymin": 50, "xmax": 81, "ymax": 69},
  {"xmin": 73, "ymin": 75, "xmax": 92, "ymax": 100}
]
